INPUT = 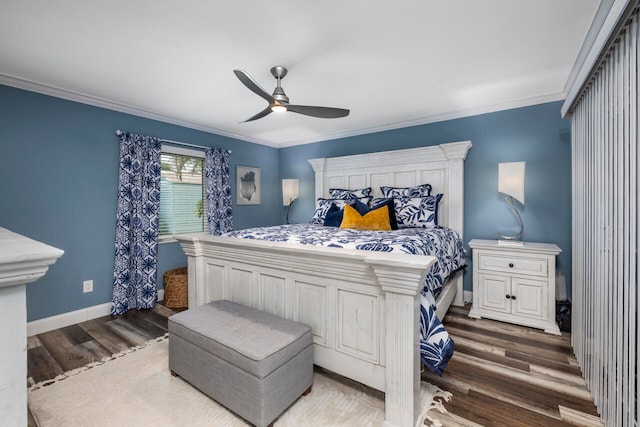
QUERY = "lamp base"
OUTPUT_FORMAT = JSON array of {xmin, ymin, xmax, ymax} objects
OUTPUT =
[
  {"xmin": 497, "ymin": 195, "xmax": 524, "ymax": 243},
  {"xmin": 285, "ymin": 198, "xmax": 296, "ymax": 224}
]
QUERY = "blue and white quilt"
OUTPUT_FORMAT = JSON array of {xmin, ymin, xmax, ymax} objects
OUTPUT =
[{"xmin": 223, "ymin": 223, "xmax": 465, "ymax": 375}]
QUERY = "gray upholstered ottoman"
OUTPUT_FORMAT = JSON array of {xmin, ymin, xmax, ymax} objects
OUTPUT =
[{"xmin": 168, "ymin": 300, "xmax": 313, "ymax": 427}]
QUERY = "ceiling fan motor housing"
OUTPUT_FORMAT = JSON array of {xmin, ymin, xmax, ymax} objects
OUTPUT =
[
  {"xmin": 272, "ymin": 87, "xmax": 289, "ymax": 103},
  {"xmin": 271, "ymin": 66, "xmax": 289, "ymax": 103}
]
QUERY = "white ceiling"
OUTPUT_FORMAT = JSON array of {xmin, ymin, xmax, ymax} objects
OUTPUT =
[{"xmin": 0, "ymin": 1, "xmax": 599, "ymax": 148}]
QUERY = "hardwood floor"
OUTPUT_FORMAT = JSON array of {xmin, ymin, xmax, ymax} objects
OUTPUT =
[
  {"xmin": 27, "ymin": 303, "xmax": 601, "ymax": 427},
  {"xmin": 422, "ymin": 305, "xmax": 602, "ymax": 427},
  {"xmin": 26, "ymin": 303, "xmax": 177, "ymax": 427},
  {"xmin": 27, "ymin": 304, "xmax": 176, "ymax": 387}
]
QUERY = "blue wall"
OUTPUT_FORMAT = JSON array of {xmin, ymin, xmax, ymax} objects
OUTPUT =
[
  {"xmin": 0, "ymin": 84, "xmax": 571, "ymax": 321},
  {"xmin": 0, "ymin": 85, "xmax": 280, "ymax": 321},
  {"xmin": 279, "ymin": 102, "xmax": 572, "ymax": 298}
]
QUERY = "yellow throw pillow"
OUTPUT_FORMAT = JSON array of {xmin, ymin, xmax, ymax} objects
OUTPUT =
[{"xmin": 340, "ymin": 204, "xmax": 392, "ymax": 231}]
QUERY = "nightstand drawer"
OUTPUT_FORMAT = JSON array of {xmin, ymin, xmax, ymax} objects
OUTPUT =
[{"xmin": 477, "ymin": 252, "xmax": 548, "ymax": 277}]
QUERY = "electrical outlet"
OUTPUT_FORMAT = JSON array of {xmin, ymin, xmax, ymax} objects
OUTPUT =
[{"xmin": 83, "ymin": 280, "xmax": 93, "ymax": 293}]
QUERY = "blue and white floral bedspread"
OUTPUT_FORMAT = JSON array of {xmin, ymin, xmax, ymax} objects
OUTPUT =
[{"xmin": 223, "ymin": 224, "xmax": 465, "ymax": 375}]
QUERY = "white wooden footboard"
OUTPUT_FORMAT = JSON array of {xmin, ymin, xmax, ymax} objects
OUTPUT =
[{"xmin": 177, "ymin": 233, "xmax": 435, "ymax": 427}]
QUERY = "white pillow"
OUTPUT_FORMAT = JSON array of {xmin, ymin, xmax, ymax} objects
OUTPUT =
[
  {"xmin": 394, "ymin": 194, "xmax": 443, "ymax": 228},
  {"xmin": 380, "ymin": 183, "xmax": 432, "ymax": 198},
  {"xmin": 328, "ymin": 187, "xmax": 372, "ymax": 199}
]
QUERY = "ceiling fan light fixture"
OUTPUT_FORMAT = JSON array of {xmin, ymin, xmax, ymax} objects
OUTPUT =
[{"xmin": 271, "ymin": 103, "xmax": 287, "ymax": 113}]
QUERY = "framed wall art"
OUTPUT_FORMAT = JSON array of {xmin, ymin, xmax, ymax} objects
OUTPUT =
[{"xmin": 236, "ymin": 165, "xmax": 261, "ymax": 205}]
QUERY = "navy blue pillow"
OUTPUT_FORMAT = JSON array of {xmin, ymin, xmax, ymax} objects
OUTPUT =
[
  {"xmin": 350, "ymin": 198, "xmax": 371, "ymax": 216},
  {"xmin": 371, "ymin": 198, "xmax": 398, "ymax": 230},
  {"xmin": 323, "ymin": 203, "xmax": 344, "ymax": 227}
]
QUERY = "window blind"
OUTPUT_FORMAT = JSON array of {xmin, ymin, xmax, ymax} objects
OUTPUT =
[{"xmin": 159, "ymin": 149, "xmax": 205, "ymax": 236}]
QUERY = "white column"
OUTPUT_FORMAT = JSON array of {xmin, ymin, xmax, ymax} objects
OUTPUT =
[
  {"xmin": 307, "ymin": 157, "xmax": 327, "ymax": 200},
  {"xmin": 181, "ymin": 236, "xmax": 209, "ymax": 307},
  {"xmin": 366, "ymin": 254, "xmax": 433, "ymax": 427},
  {"xmin": 440, "ymin": 141, "xmax": 471, "ymax": 306},
  {"xmin": 0, "ymin": 228, "xmax": 63, "ymax": 427}
]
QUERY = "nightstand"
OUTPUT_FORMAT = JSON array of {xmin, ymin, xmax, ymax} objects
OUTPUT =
[{"xmin": 468, "ymin": 239, "xmax": 562, "ymax": 335}]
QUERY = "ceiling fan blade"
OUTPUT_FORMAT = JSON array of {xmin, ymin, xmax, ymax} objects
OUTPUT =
[
  {"xmin": 243, "ymin": 106, "xmax": 273, "ymax": 122},
  {"xmin": 233, "ymin": 69, "xmax": 274, "ymax": 103},
  {"xmin": 286, "ymin": 104, "xmax": 350, "ymax": 119}
]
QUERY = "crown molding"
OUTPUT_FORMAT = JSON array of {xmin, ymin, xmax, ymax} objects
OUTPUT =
[
  {"xmin": 1, "ymin": 73, "xmax": 563, "ymax": 149},
  {"xmin": 272, "ymin": 92, "xmax": 565, "ymax": 148},
  {"xmin": 0, "ymin": 73, "xmax": 274, "ymax": 147}
]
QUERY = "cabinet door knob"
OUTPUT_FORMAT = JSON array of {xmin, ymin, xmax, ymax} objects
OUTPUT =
[
  {"xmin": 506, "ymin": 295, "xmax": 511, "ymax": 299},
  {"xmin": 508, "ymin": 262, "xmax": 514, "ymax": 268},
  {"xmin": 511, "ymin": 295, "xmax": 517, "ymax": 300}
]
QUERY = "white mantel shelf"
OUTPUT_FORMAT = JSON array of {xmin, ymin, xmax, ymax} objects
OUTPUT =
[
  {"xmin": 0, "ymin": 227, "xmax": 63, "ymax": 427},
  {"xmin": 0, "ymin": 227, "xmax": 64, "ymax": 286}
]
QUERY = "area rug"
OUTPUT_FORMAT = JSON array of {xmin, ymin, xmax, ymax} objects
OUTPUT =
[{"xmin": 28, "ymin": 335, "xmax": 450, "ymax": 427}]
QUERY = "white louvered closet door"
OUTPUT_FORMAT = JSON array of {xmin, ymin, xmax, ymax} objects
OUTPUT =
[{"xmin": 568, "ymin": 4, "xmax": 639, "ymax": 426}]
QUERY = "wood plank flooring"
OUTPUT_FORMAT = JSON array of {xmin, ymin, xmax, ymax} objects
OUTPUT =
[
  {"xmin": 27, "ymin": 303, "xmax": 601, "ymax": 427},
  {"xmin": 26, "ymin": 303, "xmax": 178, "ymax": 427},
  {"xmin": 422, "ymin": 305, "xmax": 602, "ymax": 427},
  {"xmin": 27, "ymin": 304, "xmax": 176, "ymax": 387}
]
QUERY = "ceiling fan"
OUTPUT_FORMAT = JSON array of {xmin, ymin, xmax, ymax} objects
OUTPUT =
[{"xmin": 233, "ymin": 66, "xmax": 350, "ymax": 122}]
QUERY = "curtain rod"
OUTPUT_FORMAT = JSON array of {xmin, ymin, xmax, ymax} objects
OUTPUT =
[{"xmin": 115, "ymin": 130, "xmax": 231, "ymax": 154}]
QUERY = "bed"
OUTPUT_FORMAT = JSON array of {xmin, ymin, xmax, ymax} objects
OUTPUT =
[{"xmin": 176, "ymin": 140, "xmax": 472, "ymax": 427}]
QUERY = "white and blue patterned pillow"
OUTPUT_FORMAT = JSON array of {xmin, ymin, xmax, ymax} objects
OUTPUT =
[
  {"xmin": 329, "ymin": 187, "xmax": 372, "ymax": 199},
  {"xmin": 394, "ymin": 194, "xmax": 443, "ymax": 228},
  {"xmin": 380, "ymin": 183, "xmax": 432, "ymax": 198},
  {"xmin": 310, "ymin": 197, "xmax": 372, "ymax": 224}
]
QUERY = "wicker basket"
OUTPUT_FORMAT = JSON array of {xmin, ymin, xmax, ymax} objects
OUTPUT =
[{"xmin": 163, "ymin": 267, "xmax": 188, "ymax": 308}]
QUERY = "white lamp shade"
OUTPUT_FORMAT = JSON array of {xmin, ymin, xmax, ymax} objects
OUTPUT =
[
  {"xmin": 498, "ymin": 162, "xmax": 525, "ymax": 204},
  {"xmin": 282, "ymin": 179, "xmax": 299, "ymax": 206}
]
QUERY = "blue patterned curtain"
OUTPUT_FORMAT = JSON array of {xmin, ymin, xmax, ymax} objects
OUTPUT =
[
  {"xmin": 111, "ymin": 132, "xmax": 162, "ymax": 315},
  {"xmin": 204, "ymin": 148, "xmax": 233, "ymax": 235}
]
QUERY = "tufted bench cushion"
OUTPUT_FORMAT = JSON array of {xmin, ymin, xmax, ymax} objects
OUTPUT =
[{"xmin": 168, "ymin": 300, "xmax": 313, "ymax": 427}]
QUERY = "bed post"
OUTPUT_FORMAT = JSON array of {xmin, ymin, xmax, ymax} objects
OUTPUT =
[
  {"xmin": 181, "ymin": 236, "xmax": 210, "ymax": 307},
  {"xmin": 307, "ymin": 157, "xmax": 327, "ymax": 199},
  {"xmin": 440, "ymin": 141, "xmax": 472, "ymax": 306},
  {"xmin": 365, "ymin": 255, "xmax": 433, "ymax": 427}
]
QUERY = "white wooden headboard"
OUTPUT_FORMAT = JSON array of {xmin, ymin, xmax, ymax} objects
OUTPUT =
[
  {"xmin": 308, "ymin": 141, "xmax": 472, "ymax": 308},
  {"xmin": 308, "ymin": 141, "xmax": 472, "ymax": 237}
]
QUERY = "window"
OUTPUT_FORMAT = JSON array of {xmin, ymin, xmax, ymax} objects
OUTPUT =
[{"xmin": 159, "ymin": 145, "xmax": 205, "ymax": 239}]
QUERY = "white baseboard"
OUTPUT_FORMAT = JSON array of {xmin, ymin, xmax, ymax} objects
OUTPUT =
[
  {"xmin": 463, "ymin": 290, "xmax": 473, "ymax": 305},
  {"xmin": 27, "ymin": 289, "xmax": 165, "ymax": 337},
  {"xmin": 27, "ymin": 302, "xmax": 111, "ymax": 336}
]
